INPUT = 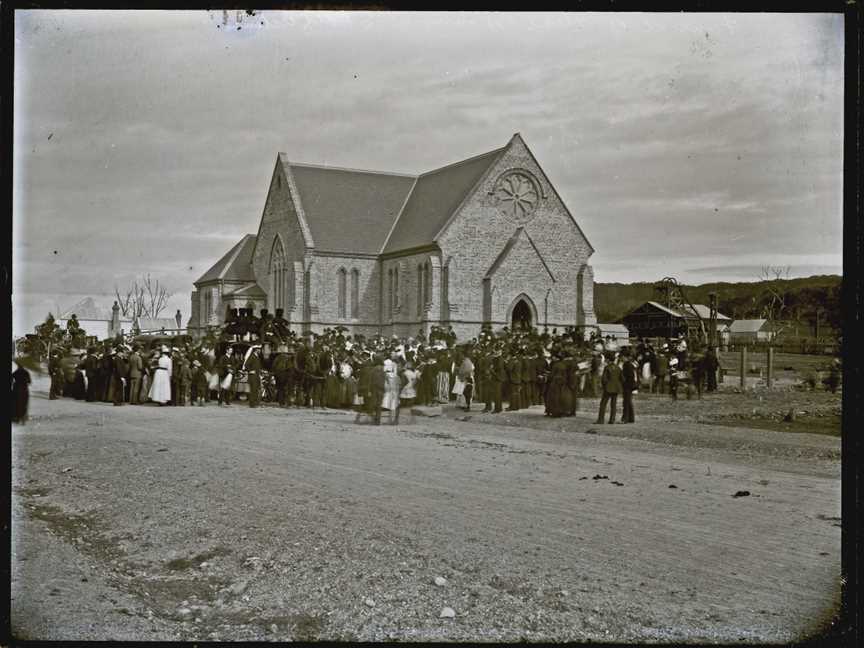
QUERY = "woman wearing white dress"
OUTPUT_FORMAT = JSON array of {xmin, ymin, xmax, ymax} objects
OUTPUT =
[
  {"xmin": 381, "ymin": 355, "xmax": 401, "ymax": 418},
  {"xmin": 148, "ymin": 347, "xmax": 172, "ymax": 405}
]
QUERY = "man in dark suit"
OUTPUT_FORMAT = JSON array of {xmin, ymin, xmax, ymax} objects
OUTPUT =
[
  {"xmin": 101, "ymin": 346, "xmax": 114, "ymax": 402},
  {"xmin": 595, "ymin": 352, "xmax": 623, "ymax": 424},
  {"xmin": 367, "ymin": 355, "xmax": 386, "ymax": 425},
  {"xmin": 216, "ymin": 348, "xmax": 236, "ymax": 406},
  {"xmin": 485, "ymin": 344, "xmax": 506, "ymax": 413},
  {"xmin": 294, "ymin": 338, "xmax": 311, "ymax": 407},
  {"xmin": 506, "ymin": 347, "xmax": 523, "ymax": 411},
  {"xmin": 620, "ymin": 349, "xmax": 637, "ymax": 423},
  {"xmin": 128, "ymin": 345, "xmax": 143, "ymax": 404},
  {"xmin": 112, "ymin": 348, "xmax": 128, "ymax": 406},
  {"xmin": 84, "ymin": 348, "xmax": 100, "ymax": 402},
  {"xmin": 272, "ymin": 344, "xmax": 293, "ymax": 407}
]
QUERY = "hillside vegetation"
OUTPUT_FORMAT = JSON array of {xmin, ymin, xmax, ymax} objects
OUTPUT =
[{"xmin": 594, "ymin": 275, "xmax": 841, "ymax": 332}]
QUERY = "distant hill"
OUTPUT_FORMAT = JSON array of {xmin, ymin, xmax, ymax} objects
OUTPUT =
[{"xmin": 595, "ymin": 275, "xmax": 842, "ymax": 330}]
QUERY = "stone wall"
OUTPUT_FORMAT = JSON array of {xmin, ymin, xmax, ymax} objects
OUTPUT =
[
  {"xmin": 251, "ymin": 159, "xmax": 309, "ymax": 320},
  {"xmin": 379, "ymin": 250, "xmax": 442, "ymax": 338},
  {"xmin": 301, "ymin": 254, "xmax": 381, "ymax": 336},
  {"xmin": 437, "ymin": 135, "xmax": 594, "ymax": 338}
]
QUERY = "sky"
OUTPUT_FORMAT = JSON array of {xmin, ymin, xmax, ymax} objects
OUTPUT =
[{"xmin": 12, "ymin": 11, "xmax": 844, "ymax": 337}]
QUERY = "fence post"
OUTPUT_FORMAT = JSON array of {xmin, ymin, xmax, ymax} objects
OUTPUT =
[
  {"xmin": 766, "ymin": 346, "xmax": 774, "ymax": 388},
  {"xmin": 740, "ymin": 346, "xmax": 747, "ymax": 390}
]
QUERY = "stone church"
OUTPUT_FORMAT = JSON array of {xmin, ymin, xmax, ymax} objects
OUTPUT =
[{"xmin": 190, "ymin": 133, "xmax": 597, "ymax": 340}]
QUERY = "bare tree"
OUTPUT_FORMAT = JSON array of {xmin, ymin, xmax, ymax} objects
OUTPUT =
[
  {"xmin": 142, "ymin": 273, "xmax": 171, "ymax": 319},
  {"xmin": 114, "ymin": 274, "xmax": 172, "ymax": 321},
  {"xmin": 758, "ymin": 265, "xmax": 791, "ymax": 343},
  {"xmin": 114, "ymin": 281, "xmax": 147, "ymax": 319}
]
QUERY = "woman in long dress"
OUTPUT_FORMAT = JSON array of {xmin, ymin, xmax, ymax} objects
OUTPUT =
[
  {"xmin": 434, "ymin": 351, "xmax": 451, "ymax": 404},
  {"xmin": 381, "ymin": 355, "xmax": 401, "ymax": 419},
  {"xmin": 396, "ymin": 361, "xmax": 420, "ymax": 424},
  {"xmin": 11, "ymin": 362, "xmax": 31, "ymax": 424},
  {"xmin": 148, "ymin": 348, "xmax": 172, "ymax": 405},
  {"xmin": 339, "ymin": 358, "xmax": 356, "ymax": 408}
]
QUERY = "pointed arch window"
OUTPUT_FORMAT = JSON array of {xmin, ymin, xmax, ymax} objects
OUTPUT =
[
  {"xmin": 350, "ymin": 269, "xmax": 360, "ymax": 318},
  {"xmin": 270, "ymin": 237, "xmax": 287, "ymax": 311},
  {"xmin": 337, "ymin": 268, "xmax": 347, "ymax": 318},
  {"xmin": 441, "ymin": 260, "xmax": 450, "ymax": 316},
  {"xmin": 388, "ymin": 269, "xmax": 394, "ymax": 319},
  {"xmin": 417, "ymin": 264, "xmax": 424, "ymax": 317},
  {"xmin": 424, "ymin": 260, "xmax": 432, "ymax": 307},
  {"xmin": 394, "ymin": 266, "xmax": 400, "ymax": 310}
]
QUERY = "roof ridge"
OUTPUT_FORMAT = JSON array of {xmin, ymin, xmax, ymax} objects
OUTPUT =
[
  {"xmin": 419, "ymin": 144, "xmax": 508, "ymax": 178},
  {"xmin": 379, "ymin": 176, "xmax": 419, "ymax": 254},
  {"xmin": 282, "ymin": 156, "xmax": 416, "ymax": 178},
  {"xmin": 431, "ymin": 143, "xmax": 511, "ymax": 243},
  {"xmin": 217, "ymin": 235, "xmax": 254, "ymax": 281}
]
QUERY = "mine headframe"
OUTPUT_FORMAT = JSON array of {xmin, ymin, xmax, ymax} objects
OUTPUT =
[{"xmin": 653, "ymin": 276, "xmax": 709, "ymax": 347}]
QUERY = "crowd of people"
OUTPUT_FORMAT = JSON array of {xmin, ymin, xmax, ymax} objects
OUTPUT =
[{"xmin": 40, "ymin": 306, "xmax": 727, "ymax": 425}]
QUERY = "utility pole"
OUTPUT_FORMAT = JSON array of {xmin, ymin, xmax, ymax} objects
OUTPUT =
[{"xmin": 708, "ymin": 292, "xmax": 718, "ymax": 350}]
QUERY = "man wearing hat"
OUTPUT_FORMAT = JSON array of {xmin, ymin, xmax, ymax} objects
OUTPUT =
[
  {"xmin": 100, "ymin": 344, "xmax": 115, "ymax": 402},
  {"xmin": 128, "ymin": 345, "xmax": 143, "ymax": 404},
  {"xmin": 191, "ymin": 359, "xmax": 207, "ymax": 406},
  {"xmin": 272, "ymin": 343, "xmax": 294, "ymax": 407},
  {"xmin": 176, "ymin": 352, "xmax": 192, "ymax": 406},
  {"xmin": 72, "ymin": 350, "xmax": 87, "ymax": 400},
  {"xmin": 620, "ymin": 348, "xmax": 637, "ymax": 423},
  {"xmin": 505, "ymin": 346, "xmax": 524, "ymax": 411},
  {"xmin": 273, "ymin": 308, "xmax": 289, "ymax": 340},
  {"xmin": 367, "ymin": 354, "xmax": 386, "ymax": 425},
  {"xmin": 111, "ymin": 347, "xmax": 128, "ymax": 406},
  {"xmin": 216, "ymin": 347, "xmax": 236, "ymax": 406},
  {"xmin": 482, "ymin": 342, "xmax": 506, "ymax": 414},
  {"xmin": 48, "ymin": 351, "xmax": 63, "ymax": 400},
  {"xmin": 595, "ymin": 350, "xmax": 623, "ymax": 424},
  {"xmin": 244, "ymin": 345, "xmax": 263, "ymax": 408}
]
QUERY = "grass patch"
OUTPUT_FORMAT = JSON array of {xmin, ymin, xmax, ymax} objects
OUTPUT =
[
  {"xmin": 26, "ymin": 503, "xmax": 125, "ymax": 562},
  {"xmin": 705, "ymin": 415, "xmax": 841, "ymax": 437},
  {"xmin": 165, "ymin": 546, "xmax": 233, "ymax": 572},
  {"xmin": 132, "ymin": 574, "xmax": 230, "ymax": 607},
  {"xmin": 17, "ymin": 485, "xmax": 52, "ymax": 498},
  {"xmin": 289, "ymin": 613, "xmax": 327, "ymax": 641}
]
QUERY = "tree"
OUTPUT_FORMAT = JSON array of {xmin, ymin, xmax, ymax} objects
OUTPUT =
[
  {"xmin": 114, "ymin": 273, "xmax": 172, "ymax": 320},
  {"xmin": 19, "ymin": 313, "xmax": 73, "ymax": 361},
  {"xmin": 758, "ymin": 265, "xmax": 791, "ymax": 343},
  {"xmin": 115, "ymin": 281, "xmax": 147, "ymax": 320}
]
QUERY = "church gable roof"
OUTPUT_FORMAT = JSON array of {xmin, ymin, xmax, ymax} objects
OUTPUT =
[
  {"xmin": 382, "ymin": 145, "xmax": 508, "ymax": 254},
  {"xmin": 281, "ymin": 157, "xmax": 415, "ymax": 255},
  {"xmin": 195, "ymin": 234, "xmax": 257, "ymax": 285},
  {"xmin": 224, "ymin": 282, "xmax": 267, "ymax": 299},
  {"xmin": 485, "ymin": 227, "xmax": 555, "ymax": 282}
]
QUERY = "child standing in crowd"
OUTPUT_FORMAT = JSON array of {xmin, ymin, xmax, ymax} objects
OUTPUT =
[
  {"xmin": 397, "ymin": 361, "xmax": 420, "ymax": 425},
  {"xmin": 191, "ymin": 360, "xmax": 208, "ymax": 406}
]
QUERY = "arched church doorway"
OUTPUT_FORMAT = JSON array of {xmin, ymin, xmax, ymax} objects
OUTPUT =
[{"xmin": 511, "ymin": 299, "xmax": 533, "ymax": 331}]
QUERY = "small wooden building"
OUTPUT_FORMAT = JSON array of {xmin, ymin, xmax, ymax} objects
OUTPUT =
[{"xmin": 621, "ymin": 301, "xmax": 731, "ymax": 340}]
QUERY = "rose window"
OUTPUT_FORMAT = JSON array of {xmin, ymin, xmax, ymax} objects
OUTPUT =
[{"xmin": 493, "ymin": 171, "xmax": 541, "ymax": 224}]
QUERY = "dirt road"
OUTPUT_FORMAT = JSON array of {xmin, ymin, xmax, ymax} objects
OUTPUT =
[{"xmin": 11, "ymin": 389, "xmax": 841, "ymax": 642}]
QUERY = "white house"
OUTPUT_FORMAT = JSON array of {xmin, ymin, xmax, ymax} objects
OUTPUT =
[
  {"xmin": 727, "ymin": 319, "xmax": 774, "ymax": 343},
  {"xmin": 598, "ymin": 323, "xmax": 631, "ymax": 345}
]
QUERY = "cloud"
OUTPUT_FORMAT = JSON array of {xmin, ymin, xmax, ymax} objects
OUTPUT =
[{"xmin": 12, "ymin": 11, "xmax": 844, "ymax": 336}]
